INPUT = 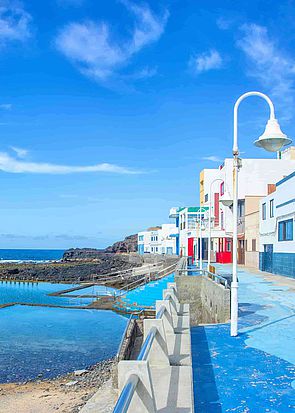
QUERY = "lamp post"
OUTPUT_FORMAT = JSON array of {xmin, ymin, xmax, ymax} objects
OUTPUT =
[
  {"xmin": 197, "ymin": 207, "xmax": 207, "ymax": 273},
  {"xmin": 207, "ymin": 178, "xmax": 223, "ymax": 271},
  {"xmin": 230, "ymin": 91, "xmax": 291, "ymax": 337}
]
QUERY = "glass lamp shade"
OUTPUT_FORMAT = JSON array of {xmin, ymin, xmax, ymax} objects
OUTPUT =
[
  {"xmin": 219, "ymin": 192, "xmax": 233, "ymax": 207},
  {"xmin": 254, "ymin": 119, "xmax": 292, "ymax": 152}
]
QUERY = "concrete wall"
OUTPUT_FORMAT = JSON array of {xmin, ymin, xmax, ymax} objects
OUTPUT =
[
  {"xmin": 200, "ymin": 276, "xmax": 230, "ymax": 324},
  {"xmin": 175, "ymin": 275, "xmax": 230, "ymax": 325}
]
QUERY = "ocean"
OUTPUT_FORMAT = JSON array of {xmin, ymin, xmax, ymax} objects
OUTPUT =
[{"xmin": 0, "ymin": 249, "xmax": 65, "ymax": 262}]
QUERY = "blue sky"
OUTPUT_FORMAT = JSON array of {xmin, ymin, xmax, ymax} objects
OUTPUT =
[{"xmin": 0, "ymin": 0, "xmax": 294, "ymax": 249}]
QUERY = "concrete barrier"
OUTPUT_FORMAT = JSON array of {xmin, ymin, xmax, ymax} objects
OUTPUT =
[
  {"xmin": 113, "ymin": 282, "xmax": 194, "ymax": 413},
  {"xmin": 175, "ymin": 275, "xmax": 230, "ymax": 325}
]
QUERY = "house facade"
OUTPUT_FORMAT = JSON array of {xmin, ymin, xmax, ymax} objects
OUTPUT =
[
  {"xmin": 169, "ymin": 206, "xmax": 208, "ymax": 260},
  {"xmin": 259, "ymin": 171, "xmax": 295, "ymax": 278},
  {"xmin": 199, "ymin": 147, "xmax": 295, "ymax": 267},
  {"xmin": 137, "ymin": 224, "xmax": 178, "ymax": 255}
]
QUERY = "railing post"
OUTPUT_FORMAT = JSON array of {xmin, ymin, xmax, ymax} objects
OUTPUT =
[
  {"xmin": 143, "ymin": 319, "xmax": 170, "ymax": 366},
  {"xmin": 118, "ymin": 360, "xmax": 157, "ymax": 413},
  {"xmin": 155, "ymin": 300, "xmax": 175, "ymax": 334},
  {"xmin": 163, "ymin": 288, "xmax": 180, "ymax": 315}
]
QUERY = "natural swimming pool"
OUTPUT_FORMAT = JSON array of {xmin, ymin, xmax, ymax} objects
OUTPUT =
[
  {"xmin": 0, "ymin": 280, "xmax": 89, "ymax": 306},
  {"xmin": 0, "ymin": 274, "xmax": 174, "ymax": 382},
  {"xmin": 0, "ymin": 305, "xmax": 127, "ymax": 383}
]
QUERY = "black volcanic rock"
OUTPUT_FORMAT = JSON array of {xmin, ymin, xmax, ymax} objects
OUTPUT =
[{"xmin": 105, "ymin": 234, "xmax": 138, "ymax": 253}]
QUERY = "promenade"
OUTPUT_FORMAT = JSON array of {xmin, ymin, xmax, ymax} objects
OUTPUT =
[{"xmin": 192, "ymin": 265, "xmax": 295, "ymax": 412}]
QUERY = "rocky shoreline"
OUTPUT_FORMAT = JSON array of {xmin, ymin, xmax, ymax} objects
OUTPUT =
[{"xmin": 0, "ymin": 253, "xmax": 142, "ymax": 283}]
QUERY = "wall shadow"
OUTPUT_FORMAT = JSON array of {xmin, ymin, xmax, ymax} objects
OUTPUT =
[{"xmin": 191, "ymin": 326, "xmax": 222, "ymax": 413}]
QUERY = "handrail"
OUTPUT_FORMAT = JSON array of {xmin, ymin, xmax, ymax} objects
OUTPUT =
[
  {"xmin": 113, "ymin": 374, "xmax": 139, "ymax": 413},
  {"xmin": 205, "ymin": 270, "xmax": 229, "ymax": 288},
  {"xmin": 137, "ymin": 326, "xmax": 157, "ymax": 361},
  {"xmin": 113, "ymin": 291, "xmax": 173, "ymax": 412}
]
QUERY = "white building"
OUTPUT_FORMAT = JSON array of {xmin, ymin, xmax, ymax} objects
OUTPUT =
[
  {"xmin": 259, "ymin": 171, "xmax": 295, "ymax": 278},
  {"xmin": 169, "ymin": 206, "xmax": 208, "ymax": 260},
  {"xmin": 137, "ymin": 224, "xmax": 178, "ymax": 255},
  {"xmin": 200, "ymin": 147, "xmax": 295, "ymax": 266}
]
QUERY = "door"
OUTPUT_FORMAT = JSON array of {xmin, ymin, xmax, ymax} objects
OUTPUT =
[
  {"xmin": 262, "ymin": 244, "xmax": 273, "ymax": 273},
  {"xmin": 238, "ymin": 239, "xmax": 245, "ymax": 265}
]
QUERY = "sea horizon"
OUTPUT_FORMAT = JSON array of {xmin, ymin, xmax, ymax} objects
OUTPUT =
[{"xmin": 0, "ymin": 249, "xmax": 66, "ymax": 262}]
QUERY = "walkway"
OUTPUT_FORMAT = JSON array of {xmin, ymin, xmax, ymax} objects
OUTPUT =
[{"xmin": 191, "ymin": 265, "xmax": 295, "ymax": 412}]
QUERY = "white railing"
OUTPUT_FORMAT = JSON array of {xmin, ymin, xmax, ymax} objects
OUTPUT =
[{"xmin": 113, "ymin": 283, "xmax": 180, "ymax": 413}]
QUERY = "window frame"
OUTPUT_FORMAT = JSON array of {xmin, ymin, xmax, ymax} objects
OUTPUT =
[
  {"xmin": 278, "ymin": 219, "xmax": 293, "ymax": 241},
  {"xmin": 262, "ymin": 203, "xmax": 266, "ymax": 220},
  {"xmin": 270, "ymin": 199, "xmax": 274, "ymax": 218}
]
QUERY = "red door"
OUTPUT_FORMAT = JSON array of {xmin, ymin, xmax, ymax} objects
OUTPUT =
[{"xmin": 188, "ymin": 237, "xmax": 194, "ymax": 262}]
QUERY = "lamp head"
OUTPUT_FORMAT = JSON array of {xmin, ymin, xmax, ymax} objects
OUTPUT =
[
  {"xmin": 220, "ymin": 192, "xmax": 233, "ymax": 207},
  {"xmin": 254, "ymin": 118, "xmax": 292, "ymax": 152}
]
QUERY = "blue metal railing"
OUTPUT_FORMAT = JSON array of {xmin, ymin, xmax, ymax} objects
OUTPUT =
[{"xmin": 112, "ymin": 291, "xmax": 172, "ymax": 413}]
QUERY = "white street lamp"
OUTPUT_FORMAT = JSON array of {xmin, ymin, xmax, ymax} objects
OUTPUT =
[
  {"xmin": 231, "ymin": 91, "xmax": 291, "ymax": 337},
  {"xmin": 197, "ymin": 207, "xmax": 207, "ymax": 273},
  {"xmin": 207, "ymin": 178, "xmax": 223, "ymax": 271}
]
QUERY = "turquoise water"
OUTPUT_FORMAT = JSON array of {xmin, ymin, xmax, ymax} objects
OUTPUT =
[
  {"xmin": 0, "ymin": 274, "xmax": 173, "ymax": 382},
  {"xmin": 119, "ymin": 273, "xmax": 175, "ymax": 310},
  {"xmin": 0, "ymin": 280, "xmax": 94, "ymax": 306},
  {"xmin": 64, "ymin": 284, "xmax": 122, "ymax": 297},
  {"xmin": 0, "ymin": 305, "xmax": 127, "ymax": 383}
]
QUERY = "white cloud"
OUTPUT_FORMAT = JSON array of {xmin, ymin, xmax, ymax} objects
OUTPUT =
[
  {"xmin": 237, "ymin": 24, "xmax": 295, "ymax": 117},
  {"xmin": 55, "ymin": 1, "xmax": 168, "ymax": 82},
  {"xmin": 0, "ymin": 151, "xmax": 142, "ymax": 174},
  {"xmin": 0, "ymin": 103, "xmax": 12, "ymax": 110},
  {"xmin": 189, "ymin": 49, "xmax": 223, "ymax": 74},
  {"xmin": 0, "ymin": 1, "xmax": 32, "ymax": 45},
  {"xmin": 202, "ymin": 155, "xmax": 223, "ymax": 163},
  {"xmin": 10, "ymin": 146, "xmax": 28, "ymax": 158}
]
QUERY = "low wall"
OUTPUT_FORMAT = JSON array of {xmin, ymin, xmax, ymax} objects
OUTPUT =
[
  {"xmin": 201, "ymin": 276, "xmax": 230, "ymax": 323},
  {"xmin": 245, "ymin": 251, "xmax": 259, "ymax": 269},
  {"xmin": 175, "ymin": 275, "xmax": 230, "ymax": 325}
]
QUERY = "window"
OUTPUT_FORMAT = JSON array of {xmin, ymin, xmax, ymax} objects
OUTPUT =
[
  {"xmin": 270, "ymin": 199, "xmax": 274, "ymax": 218},
  {"xmin": 204, "ymin": 193, "xmax": 208, "ymax": 203},
  {"xmin": 238, "ymin": 200, "xmax": 245, "ymax": 218},
  {"xmin": 187, "ymin": 214, "xmax": 197, "ymax": 229},
  {"xmin": 278, "ymin": 219, "xmax": 293, "ymax": 241},
  {"xmin": 252, "ymin": 239, "xmax": 256, "ymax": 252},
  {"xmin": 220, "ymin": 211, "xmax": 224, "ymax": 230},
  {"xmin": 138, "ymin": 235, "xmax": 144, "ymax": 242},
  {"xmin": 262, "ymin": 203, "xmax": 266, "ymax": 220},
  {"xmin": 220, "ymin": 182, "xmax": 225, "ymax": 196}
]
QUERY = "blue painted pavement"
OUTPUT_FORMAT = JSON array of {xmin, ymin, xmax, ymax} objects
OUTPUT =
[{"xmin": 191, "ymin": 265, "xmax": 295, "ymax": 413}]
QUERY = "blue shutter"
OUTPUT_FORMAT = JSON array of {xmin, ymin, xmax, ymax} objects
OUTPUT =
[{"xmin": 286, "ymin": 219, "xmax": 293, "ymax": 241}]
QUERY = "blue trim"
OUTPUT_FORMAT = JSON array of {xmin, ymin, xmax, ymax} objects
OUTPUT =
[
  {"xmin": 276, "ymin": 198, "xmax": 295, "ymax": 208},
  {"xmin": 276, "ymin": 170, "xmax": 295, "ymax": 186}
]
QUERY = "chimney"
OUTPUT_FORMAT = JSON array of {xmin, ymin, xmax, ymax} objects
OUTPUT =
[{"xmin": 268, "ymin": 184, "xmax": 276, "ymax": 195}]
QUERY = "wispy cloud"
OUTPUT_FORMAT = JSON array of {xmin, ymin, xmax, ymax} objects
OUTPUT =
[
  {"xmin": 0, "ymin": 151, "xmax": 143, "ymax": 174},
  {"xmin": 10, "ymin": 146, "xmax": 28, "ymax": 158},
  {"xmin": 189, "ymin": 49, "xmax": 223, "ymax": 74},
  {"xmin": 202, "ymin": 155, "xmax": 223, "ymax": 163},
  {"xmin": 237, "ymin": 24, "xmax": 295, "ymax": 119},
  {"xmin": 55, "ymin": 1, "xmax": 168, "ymax": 83},
  {"xmin": 0, "ymin": 103, "xmax": 12, "ymax": 110},
  {"xmin": 0, "ymin": 233, "xmax": 98, "ymax": 241},
  {"xmin": 216, "ymin": 16, "xmax": 233, "ymax": 30},
  {"xmin": 0, "ymin": 1, "xmax": 32, "ymax": 45}
]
